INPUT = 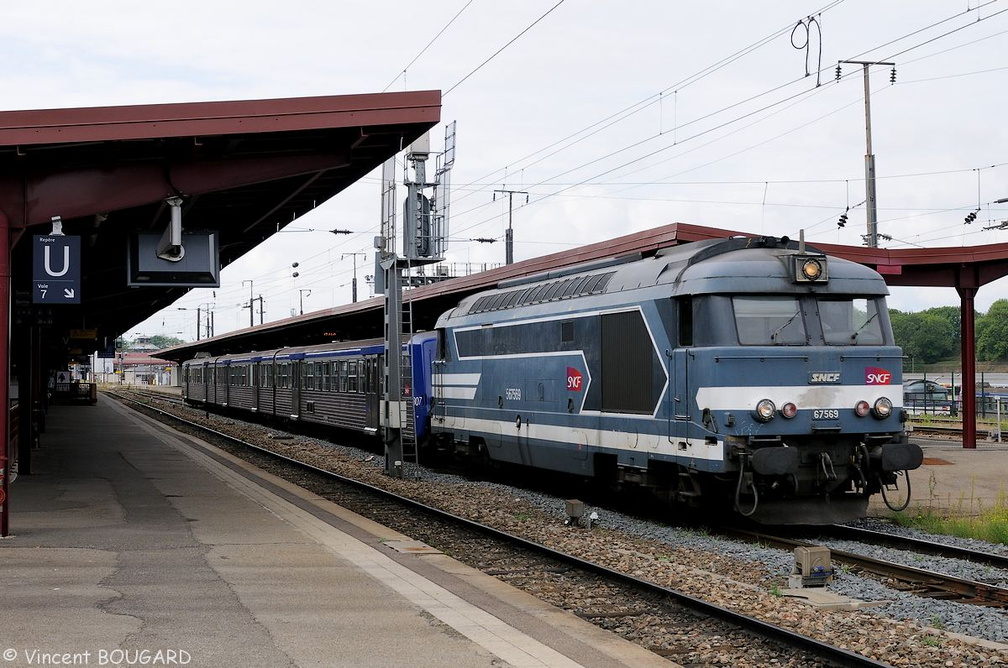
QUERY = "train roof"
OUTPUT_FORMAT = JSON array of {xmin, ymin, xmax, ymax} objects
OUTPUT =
[
  {"xmin": 182, "ymin": 332, "xmax": 438, "ymax": 365},
  {"xmin": 442, "ymin": 237, "xmax": 890, "ymax": 323},
  {"xmin": 183, "ymin": 338, "xmax": 386, "ymax": 364}
]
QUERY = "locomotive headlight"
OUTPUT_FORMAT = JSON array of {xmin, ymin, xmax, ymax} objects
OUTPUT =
[
  {"xmin": 855, "ymin": 400, "xmax": 871, "ymax": 417},
  {"xmin": 801, "ymin": 258, "xmax": 823, "ymax": 280},
  {"xmin": 780, "ymin": 402, "xmax": 798, "ymax": 419},
  {"xmin": 872, "ymin": 397, "xmax": 893, "ymax": 419},
  {"xmin": 793, "ymin": 254, "xmax": 828, "ymax": 283},
  {"xmin": 754, "ymin": 398, "xmax": 776, "ymax": 422}
]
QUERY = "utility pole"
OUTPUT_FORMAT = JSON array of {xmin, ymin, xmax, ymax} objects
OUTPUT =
[
  {"xmin": 256, "ymin": 294, "xmax": 264, "ymax": 325},
  {"xmin": 299, "ymin": 289, "xmax": 311, "ymax": 315},
  {"xmin": 493, "ymin": 189, "xmax": 528, "ymax": 265},
  {"xmin": 342, "ymin": 252, "xmax": 367, "ymax": 303},
  {"xmin": 837, "ymin": 60, "xmax": 895, "ymax": 248},
  {"xmin": 242, "ymin": 279, "xmax": 254, "ymax": 327}
]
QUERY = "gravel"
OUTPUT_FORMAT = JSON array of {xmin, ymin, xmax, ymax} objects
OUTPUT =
[{"xmin": 502, "ymin": 481, "xmax": 1008, "ymax": 644}]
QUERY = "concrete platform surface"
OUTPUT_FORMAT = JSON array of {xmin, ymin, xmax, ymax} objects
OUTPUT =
[{"xmin": 0, "ymin": 398, "xmax": 673, "ymax": 668}]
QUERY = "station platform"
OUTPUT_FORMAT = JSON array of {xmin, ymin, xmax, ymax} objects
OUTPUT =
[{"xmin": 0, "ymin": 399, "xmax": 670, "ymax": 668}]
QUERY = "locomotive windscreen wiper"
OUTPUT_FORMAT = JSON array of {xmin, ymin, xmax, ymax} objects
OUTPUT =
[
  {"xmin": 770, "ymin": 310, "xmax": 800, "ymax": 343},
  {"xmin": 850, "ymin": 308, "xmax": 880, "ymax": 342}
]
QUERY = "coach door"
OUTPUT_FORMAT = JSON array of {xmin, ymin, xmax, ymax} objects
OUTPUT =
[
  {"xmin": 202, "ymin": 360, "xmax": 210, "ymax": 403},
  {"xmin": 211, "ymin": 359, "xmax": 220, "ymax": 405},
  {"xmin": 220, "ymin": 362, "xmax": 228, "ymax": 405},
  {"xmin": 252, "ymin": 361, "xmax": 260, "ymax": 413},
  {"xmin": 364, "ymin": 356, "xmax": 380, "ymax": 435},
  {"xmin": 291, "ymin": 360, "xmax": 301, "ymax": 419}
]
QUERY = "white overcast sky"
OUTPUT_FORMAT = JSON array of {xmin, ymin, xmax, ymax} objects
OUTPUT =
[{"xmin": 3, "ymin": 1, "xmax": 1007, "ymax": 340}]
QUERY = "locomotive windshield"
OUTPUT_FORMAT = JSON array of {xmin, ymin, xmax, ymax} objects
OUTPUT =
[
  {"xmin": 730, "ymin": 295, "xmax": 887, "ymax": 346},
  {"xmin": 733, "ymin": 296, "xmax": 806, "ymax": 345},
  {"xmin": 819, "ymin": 297, "xmax": 884, "ymax": 345}
]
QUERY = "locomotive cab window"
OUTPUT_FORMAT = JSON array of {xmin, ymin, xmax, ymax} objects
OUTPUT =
[
  {"xmin": 561, "ymin": 320, "xmax": 574, "ymax": 344},
  {"xmin": 733, "ymin": 296, "xmax": 806, "ymax": 345},
  {"xmin": 677, "ymin": 297, "xmax": 693, "ymax": 346},
  {"xmin": 819, "ymin": 297, "xmax": 884, "ymax": 345}
]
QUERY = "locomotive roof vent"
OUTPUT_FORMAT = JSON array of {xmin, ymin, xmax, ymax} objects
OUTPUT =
[{"xmin": 793, "ymin": 254, "xmax": 828, "ymax": 283}]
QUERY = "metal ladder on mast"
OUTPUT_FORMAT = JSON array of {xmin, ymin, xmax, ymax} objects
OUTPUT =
[{"xmin": 398, "ymin": 264, "xmax": 419, "ymax": 475}]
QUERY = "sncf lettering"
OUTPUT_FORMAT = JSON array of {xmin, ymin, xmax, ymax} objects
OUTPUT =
[
  {"xmin": 567, "ymin": 367, "xmax": 583, "ymax": 391},
  {"xmin": 865, "ymin": 366, "xmax": 892, "ymax": 385},
  {"xmin": 809, "ymin": 372, "xmax": 840, "ymax": 383}
]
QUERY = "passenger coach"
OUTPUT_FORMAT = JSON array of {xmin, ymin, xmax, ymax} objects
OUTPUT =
[{"xmin": 182, "ymin": 335, "xmax": 436, "ymax": 441}]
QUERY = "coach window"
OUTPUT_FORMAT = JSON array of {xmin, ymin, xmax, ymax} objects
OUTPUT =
[
  {"xmin": 734, "ymin": 296, "xmax": 806, "ymax": 345},
  {"xmin": 339, "ymin": 360, "xmax": 349, "ymax": 392},
  {"xmin": 347, "ymin": 360, "xmax": 359, "ymax": 393}
]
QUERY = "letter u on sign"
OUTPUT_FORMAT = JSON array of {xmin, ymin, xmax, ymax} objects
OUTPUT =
[{"xmin": 44, "ymin": 245, "xmax": 71, "ymax": 277}]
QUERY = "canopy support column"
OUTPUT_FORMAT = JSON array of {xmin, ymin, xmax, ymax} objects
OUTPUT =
[
  {"xmin": 0, "ymin": 210, "xmax": 10, "ymax": 536},
  {"xmin": 957, "ymin": 283, "xmax": 978, "ymax": 450}
]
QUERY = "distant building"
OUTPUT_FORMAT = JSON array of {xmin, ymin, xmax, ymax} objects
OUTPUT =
[{"xmin": 114, "ymin": 350, "xmax": 176, "ymax": 386}]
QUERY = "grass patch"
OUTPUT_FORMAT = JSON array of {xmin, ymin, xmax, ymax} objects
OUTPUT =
[{"xmin": 891, "ymin": 484, "xmax": 1008, "ymax": 545}]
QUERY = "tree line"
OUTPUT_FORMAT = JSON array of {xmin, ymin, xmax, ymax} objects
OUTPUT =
[{"xmin": 890, "ymin": 299, "xmax": 1008, "ymax": 364}]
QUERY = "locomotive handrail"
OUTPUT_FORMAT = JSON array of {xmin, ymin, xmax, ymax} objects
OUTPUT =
[{"xmin": 713, "ymin": 354, "xmax": 810, "ymax": 361}]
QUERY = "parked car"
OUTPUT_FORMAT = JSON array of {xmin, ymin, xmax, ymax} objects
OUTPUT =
[{"xmin": 903, "ymin": 379, "xmax": 953, "ymax": 414}]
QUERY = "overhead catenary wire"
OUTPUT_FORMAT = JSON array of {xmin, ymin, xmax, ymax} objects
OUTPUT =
[
  {"xmin": 161, "ymin": 2, "xmax": 1008, "ymax": 334},
  {"xmin": 444, "ymin": 0, "xmax": 566, "ymax": 97},
  {"xmin": 448, "ymin": 7, "xmax": 1008, "ymax": 248},
  {"xmin": 448, "ymin": 0, "xmax": 848, "ymax": 209},
  {"xmin": 380, "ymin": 0, "xmax": 478, "ymax": 93}
]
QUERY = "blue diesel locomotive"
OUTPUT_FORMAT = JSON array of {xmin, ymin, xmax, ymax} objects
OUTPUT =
[{"xmin": 183, "ymin": 236, "xmax": 922, "ymax": 524}]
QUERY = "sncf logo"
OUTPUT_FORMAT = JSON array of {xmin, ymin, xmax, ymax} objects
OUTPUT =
[
  {"xmin": 865, "ymin": 366, "xmax": 892, "ymax": 385},
  {"xmin": 809, "ymin": 372, "xmax": 841, "ymax": 384},
  {"xmin": 567, "ymin": 367, "xmax": 583, "ymax": 391}
]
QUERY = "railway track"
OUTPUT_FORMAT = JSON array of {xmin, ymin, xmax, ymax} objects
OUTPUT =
[
  {"xmin": 108, "ymin": 388, "xmax": 888, "ymax": 668},
  {"xmin": 725, "ymin": 526, "xmax": 1008, "ymax": 608},
  {"xmin": 827, "ymin": 523, "xmax": 1008, "ymax": 572}
]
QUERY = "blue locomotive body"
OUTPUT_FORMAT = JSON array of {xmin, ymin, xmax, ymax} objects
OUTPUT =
[
  {"xmin": 429, "ymin": 238, "xmax": 922, "ymax": 523},
  {"xmin": 182, "ymin": 237, "xmax": 922, "ymax": 524}
]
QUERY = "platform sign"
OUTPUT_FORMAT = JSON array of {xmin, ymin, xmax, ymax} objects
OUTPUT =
[
  {"xmin": 33, "ymin": 235, "xmax": 81, "ymax": 304},
  {"xmin": 54, "ymin": 370, "xmax": 71, "ymax": 393},
  {"xmin": 97, "ymin": 338, "xmax": 116, "ymax": 359}
]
